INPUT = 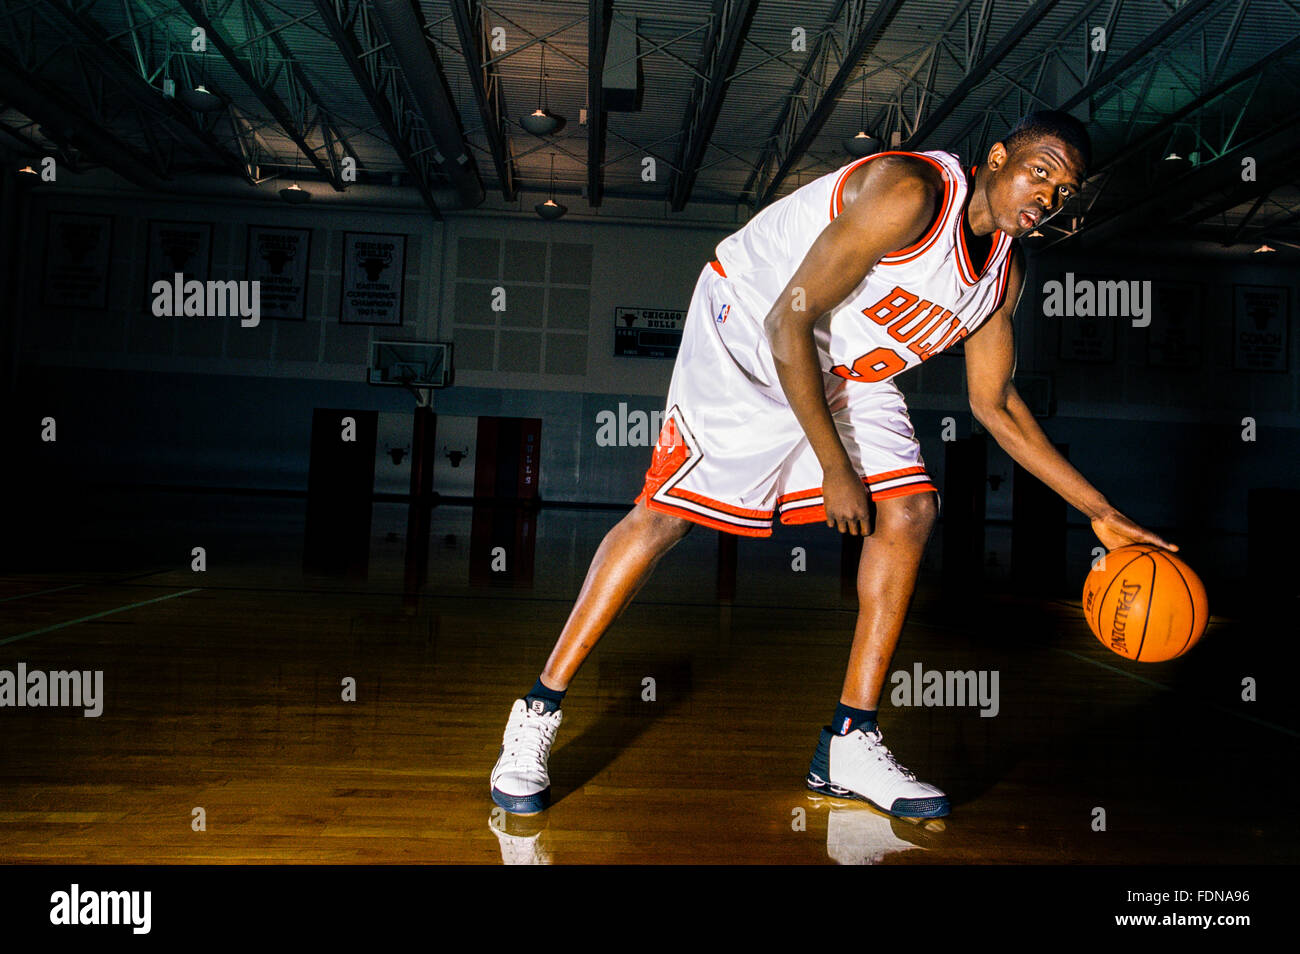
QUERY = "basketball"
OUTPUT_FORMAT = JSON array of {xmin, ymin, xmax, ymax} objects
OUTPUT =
[{"xmin": 1082, "ymin": 545, "xmax": 1209, "ymax": 662}]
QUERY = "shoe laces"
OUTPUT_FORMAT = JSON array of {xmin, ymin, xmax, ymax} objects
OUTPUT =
[
  {"xmin": 861, "ymin": 728, "xmax": 917, "ymax": 781},
  {"xmin": 502, "ymin": 707, "xmax": 559, "ymax": 762}
]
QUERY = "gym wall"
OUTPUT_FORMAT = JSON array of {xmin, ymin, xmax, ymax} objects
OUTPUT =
[{"xmin": 13, "ymin": 189, "xmax": 1299, "ymax": 535}]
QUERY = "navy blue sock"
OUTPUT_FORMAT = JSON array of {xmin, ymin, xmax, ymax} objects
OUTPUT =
[
  {"xmin": 831, "ymin": 703, "xmax": 877, "ymax": 736},
  {"xmin": 524, "ymin": 676, "xmax": 566, "ymax": 714}
]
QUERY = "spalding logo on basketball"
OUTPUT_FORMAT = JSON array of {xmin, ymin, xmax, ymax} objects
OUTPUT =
[{"xmin": 1082, "ymin": 544, "xmax": 1209, "ymax": 662}]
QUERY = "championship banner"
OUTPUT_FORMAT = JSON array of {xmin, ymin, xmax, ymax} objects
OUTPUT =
[
  {"xmin": 146, "ymin": 220, "xmax": 212, "ymax": 302},
  {"xmin": 247, "ymin": 226, "xmax": 311, "ymax": 320},
  {"xmin": 1049, "ymin": 272, "xmax": 1120, "ymax": 364},
  {"xmin": 615, "ymin": 306, "xmax": 685, "ymax": 358},
  {"xmin": 1233, "ymin": 284, "xmax": 1289, "ymax": 372},
  {"xmin": 1057, "ymin": 315, "xmax": 1116, "ymax": 363},
  {"xmin": 43, "ymin": 213, "xmax": 113, "ymax": 309},
  {"xmin": 340, "ymin": 231, "xmax": 406, "ymax": 325}
]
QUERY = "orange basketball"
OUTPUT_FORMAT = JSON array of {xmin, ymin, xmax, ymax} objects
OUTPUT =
[{"xmin": 1081, "ymin": 544, "xmax": 1209, "ymax": 662}]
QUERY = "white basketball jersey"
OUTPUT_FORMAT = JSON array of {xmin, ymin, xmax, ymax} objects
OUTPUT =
[{"xmin": 712, "ymin": 150, "xmax": 1015, "ymax": 386}]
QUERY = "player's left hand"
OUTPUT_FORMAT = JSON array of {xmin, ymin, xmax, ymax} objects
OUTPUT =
[{"xmin": 1090, "ymin": 507, "xmax": 1178, "ymax": 552}]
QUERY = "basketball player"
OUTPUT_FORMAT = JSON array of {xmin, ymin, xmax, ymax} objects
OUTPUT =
[{"xmin": 490, "ymin": 111, "xmax": 1176, "ymax": 819}]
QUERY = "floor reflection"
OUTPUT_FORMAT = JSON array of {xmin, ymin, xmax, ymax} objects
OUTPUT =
[{"xmin": 808, "ymin": 794, "xmax": 947, "ymax": 864}]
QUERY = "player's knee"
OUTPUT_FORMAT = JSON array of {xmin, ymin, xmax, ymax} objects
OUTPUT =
[
  {"xmin": 875, "ymin": 492, "xmax": 938, "ymax": 541},
  {"xmin": 633, "ymin": 501, "xmax": 693, "ymax": 546}
]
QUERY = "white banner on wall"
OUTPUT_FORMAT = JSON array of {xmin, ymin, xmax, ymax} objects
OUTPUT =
[
  {"xmin": 146, "ymin": 220, "xmax": 212, "ymax": 302},
  {"xmin": 247, "ymin": 226, "xmax": 311, "ymax": 320},
  {"xmin": 1233, "ymin": 285, "xmax": 1289, "ymax": 372},
  {"xmin": 341, "ymin": 231, "xmax": 406, "ymax": 325},
  {"xmin": 43, "ymin": 212, "xmax": 113, "ymax": 309}
]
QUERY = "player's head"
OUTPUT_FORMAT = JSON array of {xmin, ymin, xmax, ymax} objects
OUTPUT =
[{"xmin": 983, "ymin": 110, "xmax": 1090, "ymax": 237}]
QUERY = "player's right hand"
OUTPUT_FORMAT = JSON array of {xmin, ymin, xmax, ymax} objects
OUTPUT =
[
  {"xmin": 1090, "ymin": 507, "xmax": 1178, "ymax": 552},
  {"xmin": 823, "ymin": 466, "xmax": 873, "ymax": 535}
]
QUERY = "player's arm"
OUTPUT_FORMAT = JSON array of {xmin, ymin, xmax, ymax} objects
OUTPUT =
[
  {"xmin": 963, "ymin": 247, "xmax": 1177, "ymax": 552},
  {"xmin": 762, "ymin": 157, "xmax": 941, "ymax": 536}
]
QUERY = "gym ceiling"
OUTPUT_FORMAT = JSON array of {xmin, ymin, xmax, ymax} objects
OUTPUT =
[{"xmin": 0, "ymin": 0, "xmax": 1296, "ymax": 255}]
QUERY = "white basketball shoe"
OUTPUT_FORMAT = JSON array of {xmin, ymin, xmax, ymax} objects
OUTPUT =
[
  {"xmin": 490, "ymin": 698, "xmax": 563, "ymax": 814},
  {"xmin": 806, "ymin": 724, "xmax": 950, "ymax": 818}
]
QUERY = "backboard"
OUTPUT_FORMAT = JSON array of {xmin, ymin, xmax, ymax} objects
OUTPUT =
[{"xmin": 369, "ymin": 340, "xmax": 451, "ymax": 389}]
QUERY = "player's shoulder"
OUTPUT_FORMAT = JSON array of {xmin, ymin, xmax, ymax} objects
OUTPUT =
[{"xmin": 840, "ymin": 152, "xmax": 946, "ymax": 212}]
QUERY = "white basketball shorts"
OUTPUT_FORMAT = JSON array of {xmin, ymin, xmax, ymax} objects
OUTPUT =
[{"xmin": 635, "ymin": 260, "xmax": 938, "ymax": 537}]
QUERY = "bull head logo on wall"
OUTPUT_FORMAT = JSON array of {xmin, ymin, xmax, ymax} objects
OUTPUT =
[{"xmin": 357, "ymin": 245, "xmax": 393, "ymax": 282}]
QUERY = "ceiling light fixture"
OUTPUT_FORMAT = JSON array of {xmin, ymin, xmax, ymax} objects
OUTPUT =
[
  {"xmin": 279, "ymin": 153, "xmax": 312, "ymax": 204},
  {"xmin": 520, "ymin": 43, "xmax": 562, "ymax": 135},
  {"xmin": 843, "ymin": 69, "xmax": 878, "ymax": 157},
  {"xmin": 178, "ymin": 39, "xmax": 223, "ymax": 113},
  {"xmin": 1162, "ymin": 150, "xmax": 1192, "ymax": 175},
  {"xmin": 535, "ymin": 153, "xmax": 567, "ymax": 220},
  {"xmin": 279, "ymin": 181, "xmax": 310, "ymax": 204},
  {"xmin": 179, "ymin": 83, "xmax": 223, "ymax": 113}
]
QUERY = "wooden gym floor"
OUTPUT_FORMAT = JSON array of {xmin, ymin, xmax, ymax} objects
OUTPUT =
[{"xmin": 0, "ymin": 488, "xmax": 1294, "ymax": 865}]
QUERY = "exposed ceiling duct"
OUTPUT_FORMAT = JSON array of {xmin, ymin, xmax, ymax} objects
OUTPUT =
[{"xmin": 602, "ymin": 14, "xmax": 642, "ymax": 113}]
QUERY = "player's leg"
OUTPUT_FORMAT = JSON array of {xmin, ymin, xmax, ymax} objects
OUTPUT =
[
  {"xmin": 789, "ymin": 374, "xmax": 950, "ymax": 817},
  {"xmin": 540, "ymin": 499, "xmax": 693, "ymax": 690},
  {"xmin": 806, "ymin": 488, "xmax": 949, "ymax": 818},
  {"xmin": 490, "ymin": 500, "xmax": 692, "ymax": 814},
  {"xmin": 491, "ymin": 260, "xmax": 771, "ymax": 815},
  {"xmin": 839, "ymin": 490, "xmax": 938, "ymax": 709}
]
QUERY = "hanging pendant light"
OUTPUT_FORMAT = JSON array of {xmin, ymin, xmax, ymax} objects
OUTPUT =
[
  {"xmin": 521, "ymin": 44, "xmax": 563, "ymax": 135},
  {"xmin": 535, "ymin": 153, "xmax": 567, "ymax": 219},
  {"xmin": 1162, "ymin": 130, "xmax": 1192, "ymax": 174},
  {"xmin": 178, "ymin": 42, "xmax": 223, "ymax": 112},
  {"xmin": 843, "ymin": 69, "xmax": 879, "ymax": 157},
  {"xmin": 521, "ymin": 112, "xmax": 560, "ymax": 135},
  {"xmin": 844, "ymin": 131, "xmax": 879, "ymax": 157},
  {"xmin": 279, "ymin": 181, "xmax": 310, "ymax": 204},
  {"xmin": 279, "ymin": 152, "xmax": 311, "ymax": 203},
  {"xmin": 179, "ymin": 83, "xmax": 223, "ymax": 113},
  {"xmin": 1021, "ymin": 228, "xmax": 1047, "ymax": 249}
]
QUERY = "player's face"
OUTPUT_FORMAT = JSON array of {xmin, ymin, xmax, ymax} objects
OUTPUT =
[{"xmin": 988, "ymin": 137, "xmax": 1084, "ymax": 237}]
